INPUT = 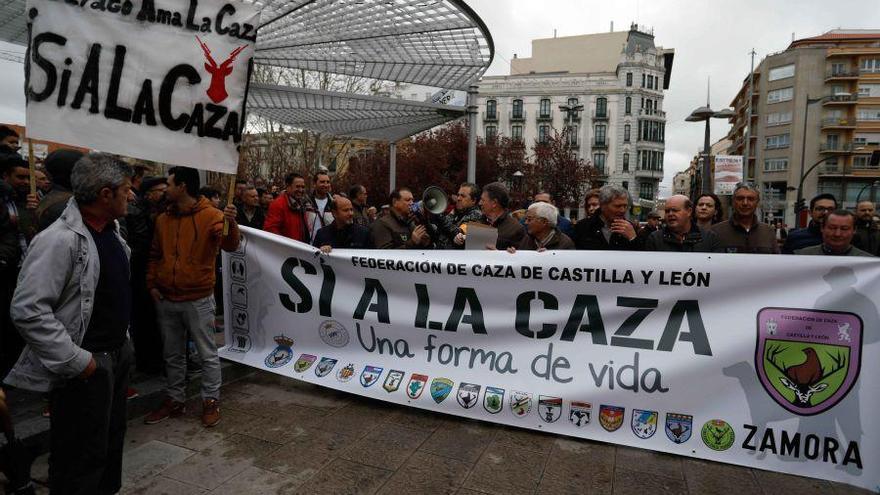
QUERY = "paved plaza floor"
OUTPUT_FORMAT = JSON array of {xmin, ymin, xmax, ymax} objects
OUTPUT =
[{"xmin": 14, "ymin": 365, "xmax": 875, "ymax": 495}]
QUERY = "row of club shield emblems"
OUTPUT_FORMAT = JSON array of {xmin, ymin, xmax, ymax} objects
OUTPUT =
[
  {"xmin": 279, "ymin": 355, "xmax": 730, "ymax": 447},
  {"xmin": 596, "ymin": 406, "xmax": 734, "ymax": 450}
]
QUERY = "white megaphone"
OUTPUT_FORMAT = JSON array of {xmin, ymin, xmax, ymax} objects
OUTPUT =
[{"xmin": 421, "ymin": 186, "xmax": 448, "ymax": 214}]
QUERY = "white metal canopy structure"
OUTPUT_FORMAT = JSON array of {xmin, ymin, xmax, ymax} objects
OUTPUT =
[
  {"xmin": 248, "ymin": 84, "xmax": 466, "ymax": 142},
  {"xmin": 1, "ymin": 0, "xmax": 494, "ymax": 90}
]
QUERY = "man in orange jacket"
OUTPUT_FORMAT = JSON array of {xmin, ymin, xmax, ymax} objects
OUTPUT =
[{"xmin": 144, "ymin": 166, "xmax": 239, "ymax": 428}]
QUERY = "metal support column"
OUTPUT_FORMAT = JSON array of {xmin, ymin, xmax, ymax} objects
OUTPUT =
[
  {"xmin": 389, "ymin": 142, "xmax": 397, "ymax": 193},
  {"xmin": 467, "ymin": 84, "xmax": 478, "ymax": 184}
]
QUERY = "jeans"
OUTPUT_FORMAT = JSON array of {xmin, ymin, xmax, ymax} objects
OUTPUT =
[
  {"xmin": 49, "ymin": 340, "xmax": 131, "ymax": 495},
  {"xmin": 155, "ymin": 296, "xmax": 221, "ymax": 403}
]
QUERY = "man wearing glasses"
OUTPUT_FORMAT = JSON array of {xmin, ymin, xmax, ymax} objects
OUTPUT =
[
  {"xmin": 782, "ymin": 193, "xmax": 837, "ymax": 254},
  {"xmin": 711, "ymin": 183, "xmax": 779, "ymax": 254}
]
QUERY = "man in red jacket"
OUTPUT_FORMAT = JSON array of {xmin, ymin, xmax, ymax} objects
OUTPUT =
[{"xmin": 264, "ymin": 172, "xmax": 312, "ymax": 242}]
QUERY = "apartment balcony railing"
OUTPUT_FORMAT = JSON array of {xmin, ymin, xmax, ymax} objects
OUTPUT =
[
  {"xmin": 819, "ymin": 142, "xmax": 854, "ymax": 153},
  {"xmin": 825, "ymin": 69, "xmax": 859, "ymax": 79},
  {"xmin": 509, "ymin": 109, "xmax": 526, "ymax": 122},
  {"xmin": 592, "ymin": 139, "xmax": 608, "ymax": 149},
  {"xmin": 536, "ymin": 110, "xmax": 553, "ymax": 122},
  {"xmin": 639, "ymin": 108, "xmax": 666, "ymax": 118},
  {"xmin": 823, "ymin": 94, "xmax": 858, "ymax": 104},
  {"xmin": 482, "ymin": 111, "xmax": 498, "ymax": 122},
  {"xmin": 592, "ymin": 111, "xmax": 609, "ymax": 121},
  {"xmin": 821, "ymin": 117, "xmax": 855, "ymax": 128}
]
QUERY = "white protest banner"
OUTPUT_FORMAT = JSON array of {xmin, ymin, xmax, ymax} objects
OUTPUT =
[
  {"xmin": 222, "ymin": 228, "xmax": 880, "ymax": 491},
  {"xmin": 25, "ymin": 0, "xmax": 258, "ymax": 173},
  {"xmin": 714, "ymin": 155, "xmax": 744, "ymax": 195}
]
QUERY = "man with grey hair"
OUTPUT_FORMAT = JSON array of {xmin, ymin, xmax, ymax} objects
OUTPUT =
[
  {"xmin": 4, "ymin": 152, "xmax": 134, "ymax": 494},
  {"xmin": 711, "ymin": 183, "xmax": 778, "ymax": 254},
  {"xmin": 573, "ymin": 185, "xmax": 642, "ymax": 250},
  {"xmin": 514, "ymin": 201, "xmax": 574, "ymax": 251}
]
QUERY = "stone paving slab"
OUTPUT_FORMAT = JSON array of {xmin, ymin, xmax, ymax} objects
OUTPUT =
[{"xmin": 7, "ymin": 367, "xmax": 874, "ymax": 495}]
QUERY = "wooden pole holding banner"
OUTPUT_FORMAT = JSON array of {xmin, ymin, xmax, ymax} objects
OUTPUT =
[
  {"xmin": 222, "ymin": 57, "xmax": 255, "ymax": 236},
  {"xmin": 27, "ymin": 139, "xmax": 36, "ymax": 196},
  {"xmin": 223, "ymin": 173, "xmax": 236, "ymax": 235}
]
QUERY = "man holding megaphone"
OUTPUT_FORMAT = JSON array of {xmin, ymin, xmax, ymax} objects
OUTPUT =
[{"xmin": 371, "ymin": 188, "xmax": 432, "ymax": 249}]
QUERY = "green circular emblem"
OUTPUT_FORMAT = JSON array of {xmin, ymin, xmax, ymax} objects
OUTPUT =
[{"xmin": 700, "ymin": 419, "xmax": 735, "ymax": 451}]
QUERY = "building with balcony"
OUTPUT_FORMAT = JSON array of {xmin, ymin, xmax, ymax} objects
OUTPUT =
[
  {"xmin": 476, "ymin": 24, "xmax": 674, "ymax": 210},
  {"xmin": 726, "ymin": 29, "xmax": 880, "ymax": 225}
]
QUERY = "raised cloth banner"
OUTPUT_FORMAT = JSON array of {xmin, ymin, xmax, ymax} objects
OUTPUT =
[
  {"xmin": 221, "ymin": 228, "xmax": 880, "ymax": 491},
  {"xmin": 25, "ymin": 0, "xmax": 258, "ymax": 173}
]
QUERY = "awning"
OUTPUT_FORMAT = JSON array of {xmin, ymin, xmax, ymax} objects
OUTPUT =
[{"xmin": 248, "ymin": 83, "xmax": 466, "ymax": 142}]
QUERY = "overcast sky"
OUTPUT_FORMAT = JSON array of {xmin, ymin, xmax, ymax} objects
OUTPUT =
[{"xmin": 3, "ymin": 0, "xmax": 880, "ymax": 193}]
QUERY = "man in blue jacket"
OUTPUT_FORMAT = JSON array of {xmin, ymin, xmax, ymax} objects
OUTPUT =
[
  {"xmin": 783, "ymin": 193, "xmax": 837, "ymax": 253},
  {"xmin": 314, "ymin": 196, "xmax": 372, "ymax": 252}
]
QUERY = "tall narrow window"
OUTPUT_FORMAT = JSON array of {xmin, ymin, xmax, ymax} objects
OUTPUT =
[
  {"xmin": 594, "ymin": 124, "xmax": 606, "ymax": 145},
  {"xmin": 485, "ymin": 125, "xmax": 497, "ymax": 141},
  {"xmin": 625, "ymin": 97, "xmax": 632, "ymax": 115},
  {"xmin": 623, "ymin": 153, "xmax": 630, "ymax": 172},
  {"xmin": 624, "ymin": 124, "xmax": 631, "ymax": 142},
  {"xmin": 486, "ymin": 100, "xmax": 496, "ymax": 119},
  {"xmin": 596, "ymin": 97, "xmax": 607, "ymax": 118},
  {"xmin": 538, "ymin": 124, "xmax": 550, "ymax": 144},
  {"xmin": 511, "ymin": 125, "xmax": 522, "ymax": 142},
  {"xmin": 512, "ymin": 99, "xmax": 523, "ymax": 119},
  {"xmin": 593, "ymin": 153, "xmax": 606, "ymax": 173},
  {"xmin": 540, "ymin": 98, "xmax": 551, "ymax": 118},
  {"xmin": 626, "ymin": 73, "xmax": 633, "ymax": 87}
]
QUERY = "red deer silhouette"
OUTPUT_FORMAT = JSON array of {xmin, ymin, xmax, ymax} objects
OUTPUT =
[{"xmin": 196, "ymin": 36, "xmax": 247, "ymax": 104}]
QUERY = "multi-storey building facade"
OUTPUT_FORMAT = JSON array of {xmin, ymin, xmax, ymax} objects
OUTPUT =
[
  {"xmin": 727, "ymin": 30, "xmax": 880, "ymax": 225},
  {"xmin": 476, "ymin": 25, "xmax": 674, "ymax": 211}
]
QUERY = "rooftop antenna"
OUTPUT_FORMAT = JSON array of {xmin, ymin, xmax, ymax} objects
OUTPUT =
[
  {"xmin": 554, "ymin": 28, "xmax": 557, "ymax": 38},
  {"xmin": 611, "ymin": 21, "xmax": 614, "ymax": 32}
]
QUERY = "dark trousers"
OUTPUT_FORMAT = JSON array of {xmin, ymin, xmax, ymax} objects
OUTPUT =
[
  {"xmin": 130, "ymin": 258, "xmax": 163, "ymax": 374},
  {"xmin": 0, "ymin": 268, "xmax": 23, "ymax": 379},
  {"xmin": 49, "ymin": 341, "xmax": 131, "ymax": 495}
]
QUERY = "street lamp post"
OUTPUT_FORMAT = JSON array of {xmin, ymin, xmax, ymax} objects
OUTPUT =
[
  {"xmin": 794, "ymin": 93, "xmax": 851, "ymax": 226},
  {"xmin": 512, "ymin": 170, "xmax": 524, "ymax": 207},
  {"xmin": 686, "ymin": 101, "xmax": 734, "ymax": 194},
  {"xmin": 559, "ymin": 103, "xmax": 584, "ymax": 147},
  {"xmin": 855, "ymin": 180, "xmax": 880, "ymax": 204},
  {"xmin": 794, "ymin": 148, "xmax": 864, "ymax": 219}
]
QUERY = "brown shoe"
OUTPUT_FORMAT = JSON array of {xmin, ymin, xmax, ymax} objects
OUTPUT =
[
  {"xmin": 202, "ymin": 398, "xmax": 220, "ymax": 428},
  {"xmin": 144, "ymin": 397, "xmax": 186, "ymax": 425}
]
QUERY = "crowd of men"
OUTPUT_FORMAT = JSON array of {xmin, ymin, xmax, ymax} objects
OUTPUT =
[
  {"xmin": 238, "ymin": 166, "xmax": 875, "ymax": 259},
  {"xmin": 0, "ymin": 122, "xmax": 876, "ymax": 494}
]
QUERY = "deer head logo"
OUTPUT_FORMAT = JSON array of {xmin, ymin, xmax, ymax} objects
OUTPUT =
[
  {"xmin": 196, "ymin": 36, "xmax": 247, "ymax": 104},
  {"xmin": 765, "ymin": 345, "xmax": 845, "ymax": 408}
]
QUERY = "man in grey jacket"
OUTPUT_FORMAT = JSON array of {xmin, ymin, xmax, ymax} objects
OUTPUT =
[
  {"xmin": 795, "ymin": 210, "xmax": 874, "ymax": 257},
  {"xmin": 4, "ymin": 153, "xmax": 134, "ymax": 495}
]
